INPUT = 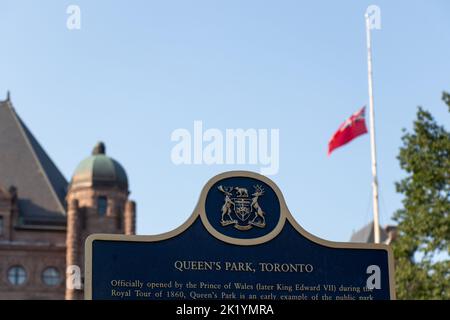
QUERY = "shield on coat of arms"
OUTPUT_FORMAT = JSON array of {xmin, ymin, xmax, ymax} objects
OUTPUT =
[{"xmin": 233, "ymin": 198, "xmax": 252, "ymax": 222}]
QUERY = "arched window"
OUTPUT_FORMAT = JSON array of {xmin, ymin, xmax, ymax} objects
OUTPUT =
[
  {"xmin": 116, "ymin": 205, "xmax": 123, "ymax": 230},
  {"xmin": 8, "ymin": 266, "xmax": 27, "ymax": 286},
  {"xmin": 97, "ymin": 196, "xmax": 107, "ymax": 216},
  {"xmin": 42, "ymin": 267, "xmax": 61, "ymax": 286}
]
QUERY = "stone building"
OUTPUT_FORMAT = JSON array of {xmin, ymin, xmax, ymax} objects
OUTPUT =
[
  {"xmin": 0, "ymin": 94, "xmax": 136, "ymax": 299},
  {"xmin": 350, "ymin": 221, "xmax": 397, "ymax": 245}
]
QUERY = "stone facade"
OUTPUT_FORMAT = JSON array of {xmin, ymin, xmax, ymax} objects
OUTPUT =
[
  {"xmin": 0, "ymin": 241, "xmax": 66, "ymax": 300},
  {"xmin": 0, "ymin": 96, "xmax": 135, "ymax": 300},
  {"xmin": 0, "ymin": 147, "xmax": 135, "ymax": 300},
  {"xmin": 0, "ymin": 187, "xmax": 67, "ymax": 299},
  {"xmin": 64, "ymin": 182, "xmax": 136, "ymax": 300}
]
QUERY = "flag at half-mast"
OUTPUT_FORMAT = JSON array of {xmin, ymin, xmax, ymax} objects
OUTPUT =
[{"xmin": 328, "ymin": 107, "xmax": 368, "ymax": 156}]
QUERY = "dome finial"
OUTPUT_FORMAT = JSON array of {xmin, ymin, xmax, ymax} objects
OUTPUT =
[{"xmin": 92, "ymin": 142, "xmax": 106, "ymax": 155}]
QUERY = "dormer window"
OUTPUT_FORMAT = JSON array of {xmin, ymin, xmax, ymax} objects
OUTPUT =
[{"xmin": 97, "ymin": 196, "xmax": 107, "ymax": 216}]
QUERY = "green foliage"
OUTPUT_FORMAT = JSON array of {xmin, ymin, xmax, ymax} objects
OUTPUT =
[{"xmin": 393, "ymin": 92, "xmax": 450, "ymax": 299}]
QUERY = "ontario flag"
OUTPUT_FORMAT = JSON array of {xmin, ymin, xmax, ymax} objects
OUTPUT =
[{"xmin": 328, "ymin": 107, "xmax": 368, "ymax": 156}]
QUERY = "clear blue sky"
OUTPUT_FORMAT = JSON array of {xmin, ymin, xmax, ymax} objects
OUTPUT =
[{"xmin": 1, "ymin": 0, "xmax": 449, "ymax": 241}]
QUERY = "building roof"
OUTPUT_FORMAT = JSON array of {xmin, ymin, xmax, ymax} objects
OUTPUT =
[
  {"xmin": 70, "ymin": 142, "xmax": 128, "ymax": 192},
  {"xmin": 0, "ymin": 96, "xmax": 67, "ymax": 228},
  {"xmin": 350, "ymin": 221, "xmax": 388, "ymax": 243}
]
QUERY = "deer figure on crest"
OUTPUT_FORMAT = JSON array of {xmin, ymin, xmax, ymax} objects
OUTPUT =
[{"xmin": 250, "ymin": 185, "xmax": 266, "ymax": 227}]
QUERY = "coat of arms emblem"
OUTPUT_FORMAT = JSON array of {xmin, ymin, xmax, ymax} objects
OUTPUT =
[{"xmin": 218, "ymin": 185, "xmax": 267, "ymax": 230}]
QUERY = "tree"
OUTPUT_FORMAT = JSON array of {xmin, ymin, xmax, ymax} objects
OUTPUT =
[{"xmin": 393, "ymin": 92, "xmax": 450, "ymax": 299}]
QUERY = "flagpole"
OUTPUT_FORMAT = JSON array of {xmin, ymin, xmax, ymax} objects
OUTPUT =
[{"xmin": 365, "ymin": 14, "xmax": 381, "ymax": 244}]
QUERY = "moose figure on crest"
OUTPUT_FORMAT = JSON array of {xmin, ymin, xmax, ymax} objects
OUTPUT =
[{"xmin": 218, "ymin": 185, "xmax": 236, "ymax": 225}]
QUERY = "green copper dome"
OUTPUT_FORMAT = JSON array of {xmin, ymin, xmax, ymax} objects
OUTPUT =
[{"xmin": 70, "ymin": 142, "xmax": 128, "ymax": 191}]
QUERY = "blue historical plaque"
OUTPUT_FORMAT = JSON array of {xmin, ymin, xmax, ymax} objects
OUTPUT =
[{"xmin": 85, "ymin": 171, "xmax": 395, "ymax": 300}]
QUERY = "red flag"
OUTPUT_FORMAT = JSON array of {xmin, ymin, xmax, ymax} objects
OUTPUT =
[{"xmin": 328, "ymin": 107, "xmax": 368, "ymax": 156}]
